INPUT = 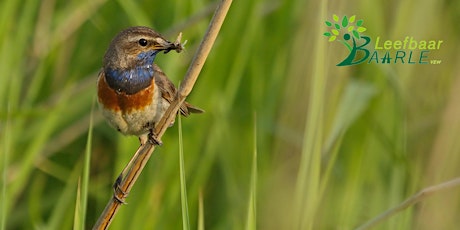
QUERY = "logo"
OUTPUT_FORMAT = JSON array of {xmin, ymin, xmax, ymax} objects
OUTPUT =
[{"xmin": 323, "ymin": 14, "xmax": 443, "ymax": 66}]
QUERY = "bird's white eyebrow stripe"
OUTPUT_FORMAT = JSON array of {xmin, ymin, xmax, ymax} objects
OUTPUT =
[
  {"xmin": 126, "ymin": 35, "xmax": 168, "ymax": 46},
  {"xmin": 127, "ymin": 35, "xmax": 150, "ymax": 43}
]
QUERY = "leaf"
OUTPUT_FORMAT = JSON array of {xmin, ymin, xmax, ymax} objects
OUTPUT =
[
  {"xmin": 323, "ymin": 79, "xmax": 377, "ymax": 154},
  {"xmin": 342, "ymin": 15, "xmax": 348, "ymax": 27},
  {"xmin": 323, "ymin": 32, "xmax": 331, "ymax": 37},
  {"xmin": 332, "ymin": 29, "xmax": 339, "ymax": 35},
  {"xmin": 329, "ymin": 36, "xmax": 336, "ymax": 42},
  {"xmin": 325, "ymin": 21, "xmax": 332, "ymax": 26},
  {"xmin": 334, "ymin": 23, "xmax": 340, "ymax": 29},
  {"xmin": 348, "ymin": 26, "xmax": 354, "ymax": 32},
  {"xmin": 333, "ymin": 14, "xmax": 339, "ymax": 22},
  {"xmin": 352, "ymin": 30, "xmax": 360, "ymax": 39},
  {"xmin": 357, "ymin": 19, "xmax": 364, "ymax": 26},
  {"xmin": 349, "ymin": 15, "xmax": 356, "ymax": 23},
  {"xmin": 357, "ymin": 27, "xmax": 367, "ymax": 32}
]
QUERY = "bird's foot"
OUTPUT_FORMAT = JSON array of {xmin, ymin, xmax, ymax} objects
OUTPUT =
[
  {"xmin": 112, "ymin": 173, "xmax": 127, "ymax": 204},
  {"xmin": 148, "ymin": 130, "xmax": 163, "ymax": 146}
]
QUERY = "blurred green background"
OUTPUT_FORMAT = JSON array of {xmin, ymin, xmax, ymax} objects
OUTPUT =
[{"xmin": 1, "ymin": 0, "xmax": 460, "ymax": 229}]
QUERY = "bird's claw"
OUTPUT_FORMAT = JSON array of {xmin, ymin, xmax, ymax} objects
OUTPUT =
[
  {"xmin": 112, "ymin": 173, "xmax": 127, "ymax": 204},
  {"xmin": 148, "ymin": 131, "xmax": 163, "ymax": 146}
]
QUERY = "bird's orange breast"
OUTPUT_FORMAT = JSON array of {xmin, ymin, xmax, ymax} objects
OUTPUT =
[{"xmin": 97, "ymin": 71, "xmax": 154, "ymax": 113}]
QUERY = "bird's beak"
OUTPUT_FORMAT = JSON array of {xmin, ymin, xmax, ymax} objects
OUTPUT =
[
  {"xmin": 151, "ymin": 38, "xmax": 178, "ymax": 54},
  {"xmin": 152, "ymin": 38, "xmax": 174, "ymax": 50},
  {"xmin": 152, "ymin": 35, "xmax": 183, "ymax": 54}
]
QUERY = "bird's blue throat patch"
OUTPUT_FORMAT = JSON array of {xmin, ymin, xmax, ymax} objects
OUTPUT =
[
  {"xmin": 105, "ymin": 66, "xmax": 154, "ymax": 95},
  {"xmin": 136, "ymin": 50, "xmax": 158, "ymax": 64},
  {"xmin": 105, "ymin": 51, "xmax": 158, "ymax": 95}
]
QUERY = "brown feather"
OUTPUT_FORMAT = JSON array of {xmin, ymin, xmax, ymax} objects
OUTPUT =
[{"xmin": 152, "ymin": 64, "xmax": 204, "ymax": 116}]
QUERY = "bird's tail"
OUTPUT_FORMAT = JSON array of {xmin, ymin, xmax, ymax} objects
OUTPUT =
[{"xmin": 180, "ymin": 101, "xmax": 204, "ymax": 116}]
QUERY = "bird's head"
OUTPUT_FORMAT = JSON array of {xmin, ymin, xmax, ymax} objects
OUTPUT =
[{"xmin": 103, "ymin": 26, "xmax": 179, "ymax": 70}]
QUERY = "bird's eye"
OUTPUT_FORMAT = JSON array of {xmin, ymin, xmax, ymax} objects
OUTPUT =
[{"xmin": 138, "ymin": 38, "xmax": 148, "ymax": 46}]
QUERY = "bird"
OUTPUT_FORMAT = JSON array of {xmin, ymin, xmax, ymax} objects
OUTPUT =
[{"xmin": 97, "ymin": 26, "xmax": 203, "ymax": 146}]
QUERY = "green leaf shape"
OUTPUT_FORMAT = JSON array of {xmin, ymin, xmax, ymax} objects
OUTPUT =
[
  {"xmin": 332, "ymin": 29, "xmax": 339, "ymax": 35},
  {"xmin": 333, "ymin": 14, "xmax": 339, "ymax": 22},
  {"xmin": 323, "ymin": 79, "xmax": 377, "ymax": 154},
  {"xmin": 349, "ymin": 15, "xmax": 356, "ymax": 23},
  {"xmin": 323, "ymin": 32, "xmax": 331, "ymax": 37},
  {"xmin": 357, "ymin": 27, "xmax": 367, "ymax": 32},
  {"xmin": 348, "ymin": 26, "xmax": 354, "ymax": 32},
  {"xmin": 329, "ymin": 36, "xmax": 336, "ymax": 42},
  {"xmin": 352, "ymin": 30, "xmax": 360, "ymax": 39},
  {"xmin": 334, "ymin": 23, "xmax": 340, "ymax": 29},
  {"xmin": 325, "ymin": 21, "xmax": 332, "ymax": 26},
  {"xmin": 342, "ymin": 15, "xmax": 348, "ymax": 27},
  {"xmin": 357, "ymin": 19, "xmax": 363, "ymax": 26}
]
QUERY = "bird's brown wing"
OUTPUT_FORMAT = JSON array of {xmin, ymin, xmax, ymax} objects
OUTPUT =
[{"xmin": 152, "ymin": 64, "xmax": 204, "ymax": 116}]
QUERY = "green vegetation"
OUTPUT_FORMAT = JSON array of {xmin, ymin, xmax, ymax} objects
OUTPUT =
[{"xmin": 1, "ymin": 0, "xmax": 460, "ymax": 229}]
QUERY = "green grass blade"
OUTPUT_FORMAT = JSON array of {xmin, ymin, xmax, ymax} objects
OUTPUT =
[
  {"xmin": 7, "ymin": 85, "xmax": 73, "ymax": 215},
  {"xmin": 245, "ymin": 114, "xmax": 257, "ymax": 230},
  {"xmin": 294, "ymin": 1, "xmax": 328, "ymax": 229},
  {"xmin": 116, "ymin": 0, "xmax": 151, "ymax": 26},
  {"xmin": 73, "ymin": 179, "xmax": 82, "ymax": 230},
  {"xmin": 47, "ymin": 160, "xmax": 83, "ymax": 229},
  {"xmin": 323, "ymin": 80, "xmax": 377, "ymax": 154},
  {"xmin": 0, "ymin": 104, "xmax": 12, "ymax": 230},
  {"xmin": 178, "ymin": 114, "xmax": 190, "ymax": 230},
  {"xmin": 197, "ymin": 189, "xmax": 204, "ymax": 230},
  {"xmin": 73, "ymin": 98, "xmax": 94, "ymax": 230}
]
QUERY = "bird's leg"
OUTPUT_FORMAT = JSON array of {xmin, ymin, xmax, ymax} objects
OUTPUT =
[
  {"xmin": 139, "ymin": 135, "xmax": 148, "ymax": 146},
  {"xmin": 148, "ymin": 129, "xmax": 163, "ymax": 146}
]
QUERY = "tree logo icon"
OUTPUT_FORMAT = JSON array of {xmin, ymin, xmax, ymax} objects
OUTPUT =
[{"xmin": 323, "ymin": 15, "xmax": 371, "ymax": 66}]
